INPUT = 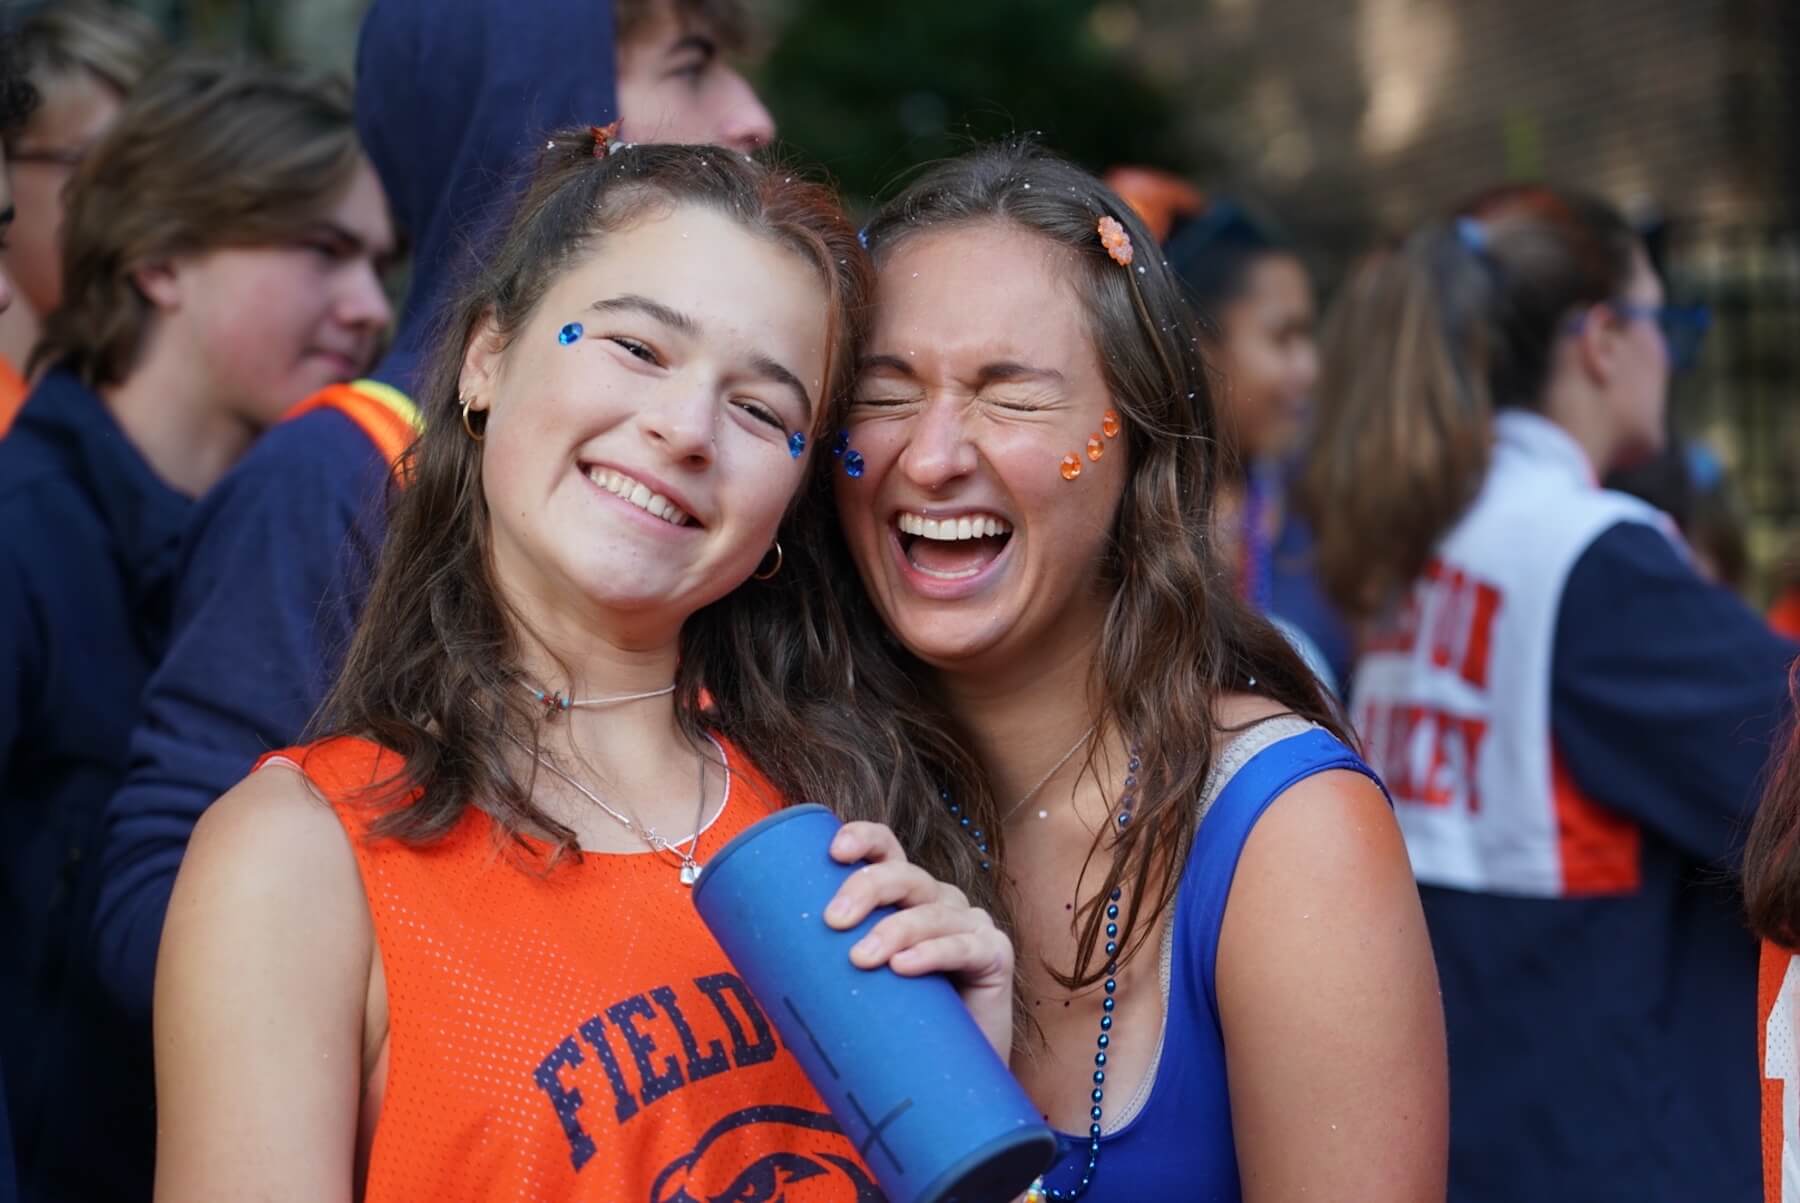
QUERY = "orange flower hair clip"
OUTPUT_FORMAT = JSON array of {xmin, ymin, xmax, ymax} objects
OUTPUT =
[
  {"xmin": 590, "ymin": 121, "xmax": 623, "ymax": 159},
  {"xmin": 1097, "ymin": 215, "xmax": 1134, "ymax": 266}
]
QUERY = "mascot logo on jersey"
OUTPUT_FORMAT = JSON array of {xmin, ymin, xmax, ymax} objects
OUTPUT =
[{"xmin": 649, "ymin": 1105, "xmax": 881, "ymax": 1202}]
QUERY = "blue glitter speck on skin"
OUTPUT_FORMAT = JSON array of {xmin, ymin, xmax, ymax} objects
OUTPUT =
[
  {"xmin": 558, "ymin": 322, "xmax": 583, "ymax": 345},
  {"xmin": 844, "ymin": 450, "xmax": 865, "ymax": 478},
  {"xmin": 787, "ymin": 431, "xmax": 806, "ymax": 458}
]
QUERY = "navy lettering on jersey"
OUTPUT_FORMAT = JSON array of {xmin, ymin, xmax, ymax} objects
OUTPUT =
[
  {"xmin": 697, "ymin": 972, "xmax": 778, "ymax": 1067},
  {"xmin": 536, "ymin": 973, "xmax": 787, "ymax": 1171},
  {"xmin": 532, "ymin": 1036, "xmax": 599, "ymax": 1170},
  {"xmin": 577, "ymin": 1013, "xmax": 641, "ymax": 1124},
  {"xmin": 609, "ymin": 993, "xmax": 686, "ymax": 1105},
  {"xmin": 653, "ymin": 984, "xmax": 731, "ymax": 1082}
]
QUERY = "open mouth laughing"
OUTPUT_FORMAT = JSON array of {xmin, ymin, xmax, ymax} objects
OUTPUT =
[{"xmin": 893, "ymin": 509, "xmax": 1013, "ymax": 580}]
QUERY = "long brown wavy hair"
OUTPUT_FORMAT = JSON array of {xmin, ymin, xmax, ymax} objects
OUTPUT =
[
  {"xmin": 1746, "ymin": 668, "xmax": 1800, "ymax": 947},
  {"xmin": 853, "ymin": 141, "xmax": 1347, "ymax": 991},
  {"xmin": 1298, "ymin": 185, "xmax": 1641, "ymax": 622},
  {"xmin": 316, "ymin": 131, "xmax": 998, "ymax": 915}
]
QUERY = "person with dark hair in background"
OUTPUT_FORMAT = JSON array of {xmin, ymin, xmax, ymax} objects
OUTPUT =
[
  {"xmin": 0, "ymin": 56, "xmax": 391, "ymax": 1202},
  {"xmin": 1302, "ymin": 185, "xmax": 1795, "ymax": 1202},
  {"xmin": 1109, "ymin": 169, "xmax": 1351, "ymax": 692},
  {"xmin": 0, "ymin": 0, "xmax": 164, "ymax": 430},
  {"xmin": 1610, "ymin": 437, "xmax": 1752, "ymax": 594},
  {"xmin": 0, "ymin": 29, "xmax": 37, "ymax": 1203}
]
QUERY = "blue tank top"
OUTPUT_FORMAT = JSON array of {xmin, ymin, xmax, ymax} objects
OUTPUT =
[{"xmin": 1036, "ymin": 724, "xmax": 1381, "ymax": 1200}]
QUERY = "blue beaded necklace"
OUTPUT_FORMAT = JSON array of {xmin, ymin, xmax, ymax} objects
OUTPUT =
[{"xmin": 943, "ymin": 749, "xmax": 1140, "ymax": 1201}]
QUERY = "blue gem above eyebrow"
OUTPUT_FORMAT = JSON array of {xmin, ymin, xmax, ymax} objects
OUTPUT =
[
  {"xmin": 788, "ymin": 431, "xmax": 806, "ymax": 458},
  {"xmin": 558, "ymin": 322, "xmax": 583, "ymax": 345},
  {"xmin": 844, "ymin": 450, "xmax": 865, "ymax": 478}
]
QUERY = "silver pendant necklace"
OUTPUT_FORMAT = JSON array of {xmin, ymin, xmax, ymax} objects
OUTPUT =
[
  {"xmin": 524, "ymin": 679, "xmax": 676, "ymax": 721},
  {"xmin": 525, "ymin": 734, "xmax": 723, "ymax": 885}
]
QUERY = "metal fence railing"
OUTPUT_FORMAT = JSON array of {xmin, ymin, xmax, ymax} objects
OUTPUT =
[{"xmin": 1665, "ymin": 223, "xmax": 1800, "ymax": 594}]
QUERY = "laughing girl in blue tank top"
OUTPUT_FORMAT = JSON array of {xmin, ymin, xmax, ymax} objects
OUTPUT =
[{"xmin": 833, "ymin": 143, "xmax": 1448, "ymax": 1200}]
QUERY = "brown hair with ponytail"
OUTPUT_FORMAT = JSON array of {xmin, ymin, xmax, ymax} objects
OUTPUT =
[{"xmin": 1298, "ymin": 185, "xmax": 1641, "ymax": 622}]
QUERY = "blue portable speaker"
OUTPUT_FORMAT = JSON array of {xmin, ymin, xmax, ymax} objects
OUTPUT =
[{"xmin": 691, "ymin": 804, "xmax": 1055, "ymax": 1203}]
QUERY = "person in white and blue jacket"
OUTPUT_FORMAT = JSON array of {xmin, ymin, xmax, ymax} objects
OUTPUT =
[{"xmin": 1302, "ymin": 185, "xmax": 1797, "ymax": 1202}]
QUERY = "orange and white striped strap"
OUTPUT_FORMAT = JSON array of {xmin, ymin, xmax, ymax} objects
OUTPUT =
[{"xmin": 282, "ymin": 379, "xmax": 421, "ymax": 477}]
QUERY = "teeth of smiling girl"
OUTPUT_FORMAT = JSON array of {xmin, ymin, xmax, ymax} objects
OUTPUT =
[
  {"xmin": 585, "ymin": 466, "xmax": 692, "ymax": 527},
  {"xmin": 896, "ymin": 512, "xmax": 1012, "ymax": 541}
]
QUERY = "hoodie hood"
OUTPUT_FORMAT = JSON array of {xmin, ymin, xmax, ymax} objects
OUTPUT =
[{"xmin": 355, "ymin": 0, "xmax": 617, "ymax": 390}]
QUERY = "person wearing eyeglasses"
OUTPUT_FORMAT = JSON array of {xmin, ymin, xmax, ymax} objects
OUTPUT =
[
  {"xmin": 1299, "ymin": 185, "xmax": 1796, "ymax": 1203},
  {"xmin": 0, "ymin": 0, "xmax": 163, "ymax": 433}
]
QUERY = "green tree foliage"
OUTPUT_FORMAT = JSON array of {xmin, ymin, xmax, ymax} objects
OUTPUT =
[{"xmin": 756, "ymin": 0, "xmax": 1185, "ymax": 206}]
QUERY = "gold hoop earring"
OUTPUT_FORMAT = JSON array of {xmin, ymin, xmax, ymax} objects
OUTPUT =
[
  {"xmin": 460, "ymin": 394, "xmax": 485, "ymax": 442},
  {"xmin": 752, "ymin": 541, "xmax": 783, "ymax": 580}
]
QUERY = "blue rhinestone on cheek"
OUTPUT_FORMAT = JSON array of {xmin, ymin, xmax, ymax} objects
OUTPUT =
[
  {"xmin": 787, "ymin": 431, "xmax": 807, "ymax": 458},
  {"xmin": 557, "ymin": 322, "xmax": 583, "ymax": 345},
  {"xmin": 844, "ymin": 450, "xmax": 866, "ymax": 478}
]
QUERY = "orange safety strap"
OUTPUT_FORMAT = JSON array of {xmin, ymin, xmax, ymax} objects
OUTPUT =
[{"xmin": 282, "ymin": 379, "xmax": 422, "ymax": 478}]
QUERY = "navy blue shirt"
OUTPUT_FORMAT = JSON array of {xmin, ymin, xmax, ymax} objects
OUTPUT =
[
  {"xmin": 0, "ymin": 370, "xmax": 188, "ymax": 1202},
  {"xmin": 92, "ymin": 408, "xmax": 387, "ymax": 1021},
  {"xmin": 0, "ymin": 1074, "xmax": 15, "ymax": 1203},
  {"xmin": 1426, "ymin": 520, "xmax": 1794, "ymax": 1203},
  {"xmin": 92, "ymin": 0, "xmax": 619, "ymax": 1025}
]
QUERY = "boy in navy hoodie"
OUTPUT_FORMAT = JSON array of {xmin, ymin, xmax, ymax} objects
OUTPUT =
[
  {"xmin": 0, "ymin": 33, "xmax": 38, "ymax": 1203},
  {"xmin": 93, "ymin": 0, "xmax": 780, "ymax": 1027},
  {"xmin": 3, "ymin": 57, "xmax": 393, "ymax": 1202}
]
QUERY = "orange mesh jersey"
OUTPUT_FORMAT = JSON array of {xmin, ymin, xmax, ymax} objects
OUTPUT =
[
  {"xmin": 1764, "ymin": 941, "xmax": 1799, "ymax": 1202},
  {"xmin": 271, "ymin": 734, "xmax": 880, "ymax": 1202}
]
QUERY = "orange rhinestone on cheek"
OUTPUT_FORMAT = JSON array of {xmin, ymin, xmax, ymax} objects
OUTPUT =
[
  {"xmin": 1060, "ymin": 453, "xmax": 1083, "ymax": 481},
  {"xmin": 1102, "ymin": 409, "xmax": 1121, "ymax": 439},
  {"xmin": 1087, "ymin": 436, "xmax": 1105, "ymax": 461}
]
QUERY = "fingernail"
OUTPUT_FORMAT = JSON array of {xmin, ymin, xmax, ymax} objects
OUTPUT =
[
  {"xmin": 851, "ymin": 936, "xmax": 879, "ymax": 960},
  {"xmin": 825, "ymin": 898, "xmax": 850, "ymax": 923}
]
